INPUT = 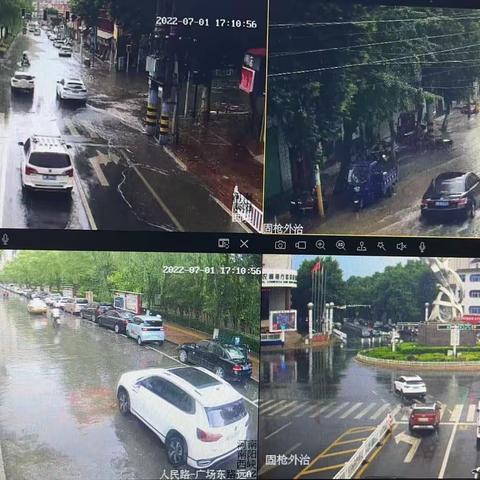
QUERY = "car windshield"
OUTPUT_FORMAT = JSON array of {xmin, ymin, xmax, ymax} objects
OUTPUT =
[
  {"xmin": 406, "ymin": 380, "xmax": 424, "ymax": 385},
  {"xmin": 348, "ymin": 166, "xmax": 369, "ymax": 184},
  {"xmin": 143, "ymin": 319, "xmax": 163, "ymax": 327},
  {"xmin": 15, "ymin": 74, "xmax": 33, "ymax": 80},
  {"xmin": 76, "ymin": 299, "xmax": 88, "ymax": 304},
  {"xmin": 224, "ymin": 346, "xmax": 246, "ymax": 361},
  {"xmin": 205, "ymin": 399, "xmax": 247, "ymax": 427},
  {"xmin": 412, "ymin": 407, "xmax": 434, "ymax": 415},
  {"xmin": 434, "ymin": 177, "xmax": 465, "ymax": 194},
  {"xmin": 119, "ymin": 311, "xmax": 134, "ymax": 320},
  {"xmin": 29, "ymin": 152, "xmax": 71, "ymax": 169}
]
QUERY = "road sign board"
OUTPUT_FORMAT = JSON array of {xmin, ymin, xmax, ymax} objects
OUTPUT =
[
  {"xmin": 451, "ymin": 326, "xmax": 460, "ymax": 346},
  {"xmin": 437, "ymin": 323, "xmax": 473, "ymax": 331}
]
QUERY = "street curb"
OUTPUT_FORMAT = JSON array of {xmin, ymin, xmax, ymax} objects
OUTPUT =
[
  {"xmin": 0, "ymin": 441, "xmax": 6, "ymax": 480},
  {"xmin": 356, "ymin": 352, "xmax": 480, "ymax": 371}
]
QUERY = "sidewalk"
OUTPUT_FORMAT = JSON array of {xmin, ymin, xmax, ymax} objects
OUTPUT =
[{"xmin": 164, "ymin": 321, "xmax": 259, "ymax": 382}]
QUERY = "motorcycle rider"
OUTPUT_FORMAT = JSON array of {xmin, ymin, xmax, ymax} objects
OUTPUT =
[
  {"xmin": 51, "ymin": 306, "xmax": 61, "ymax": 327},
  {"xmin": 21, "ymin": 51, "xmax": 30, "ymax": 66}
]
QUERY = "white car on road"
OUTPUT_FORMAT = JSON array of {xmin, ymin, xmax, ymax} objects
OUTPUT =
[
  {"xmin": 394, "ymin": 375, "xmax": 427, "ymax": 397},
  {"xmin": 63, "ymin": 298, "xmax": 89, "ymax": 315},
  {"xmin": 117, "ymin": 366, "xmax": 249, "ymax": 468},
  {"xmin": 56, "ymin": 78, "xmax": 87, "ymax": 103},
  {"xmin": 10, "ymin": 72, "xmax": 35, "ymax": 94},
  {"xmin": 18, "ymin": 135, "xmax": 74, "ymax": 193},
  {"xmin": 59, "ymin": 46, "xmax": 72, "ymax": 57}
]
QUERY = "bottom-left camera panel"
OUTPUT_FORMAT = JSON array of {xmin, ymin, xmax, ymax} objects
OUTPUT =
[{"xmin": 0, "ymin": 250, "xmax": 260, "ymax": 479}]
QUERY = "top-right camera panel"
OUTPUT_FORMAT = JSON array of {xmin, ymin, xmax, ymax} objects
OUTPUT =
[{"xmin": 265, "ymin": 0, "xmax": 480, "ymax": 237}]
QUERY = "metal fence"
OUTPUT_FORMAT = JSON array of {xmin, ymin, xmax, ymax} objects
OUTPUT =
[
  {"xmin": 232, "ymin": 186, "xmax": 263, "ymax": 233},
  {"xmin": 333, "ymin": 413, "xmax": 392, "ymax": 479},
  {"xmin": 333, "ymin": 328, "xmax": 347, "ymax": 343}
]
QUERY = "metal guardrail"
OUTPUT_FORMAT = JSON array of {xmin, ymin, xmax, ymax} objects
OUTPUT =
[
  {"xmin": 232, "ymin": 186, "xmax": 263, "ymax": 233},
  {"xmin": 333, "ymin": 413, "xmax": 392, "ymax": 479},
  {"xmin": 333, "ymin": 328, "xmax": 347, "ymax": 343}
]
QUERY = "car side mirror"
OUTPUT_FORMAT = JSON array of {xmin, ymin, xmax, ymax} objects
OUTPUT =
[{"xmin": 66, "ymin": 144, "xmax": 72, "ymax": 149}]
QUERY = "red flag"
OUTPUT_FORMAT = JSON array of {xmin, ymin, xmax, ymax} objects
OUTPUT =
[{"xmin": 311, "ymin": 261, "xmax": 321, "ymax": 273}]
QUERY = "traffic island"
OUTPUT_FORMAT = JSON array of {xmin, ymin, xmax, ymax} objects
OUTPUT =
[{"xmin": 356, "ymin": 342, "xmax": 480, "ymax": 371}]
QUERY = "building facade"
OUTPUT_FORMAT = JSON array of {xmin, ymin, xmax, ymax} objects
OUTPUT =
[{"xmin": 455, "ymin": 258, "xmax": 480, "ymax": 316}]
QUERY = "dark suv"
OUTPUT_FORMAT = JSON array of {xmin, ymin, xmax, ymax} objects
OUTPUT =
[
  {"xmin": 409, "ymin": 403, "xmax": 441, "ymax": 432},
  {"xmin": 80, "ymin": 303, "xmax": 112, "ymax": 323},
  {"xmin": 98, "ymin": 309, "xmax": 135, "ymax": 334},
  {"xmin": 177, "ymin": 340, "xmax": 252, "ymax": 383}
]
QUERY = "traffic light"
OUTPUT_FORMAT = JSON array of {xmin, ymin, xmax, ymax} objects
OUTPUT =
[
  {"xmin": 43, "ymin": 9, "xmax": 47, "ymax": 21},
  {"xmin": 21, "ymin": 8, "xmax": 25, "ymax": 19},
  {"xmin": 65, "ymin": 11, "xmax": 70, "ymax": 21}
]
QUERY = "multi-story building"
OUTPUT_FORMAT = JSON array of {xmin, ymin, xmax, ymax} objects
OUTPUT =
[
  {"xmin": 261, "ymin": 254, "xmax": 297, "ymax": 333},
  {"xmin": 454, "ymin": 258, "xmax": 480, "ymax": 316}
]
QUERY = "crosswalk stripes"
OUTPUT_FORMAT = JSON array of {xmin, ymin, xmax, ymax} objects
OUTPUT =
[{"xmin": 259, "ymin": 398, "xmax": 480, "ymax": 423}]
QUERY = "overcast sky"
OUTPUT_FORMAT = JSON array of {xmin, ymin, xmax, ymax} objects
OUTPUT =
[{"xmin": 293, "ymin": 255, "xmax": 414, "ymax": 280}]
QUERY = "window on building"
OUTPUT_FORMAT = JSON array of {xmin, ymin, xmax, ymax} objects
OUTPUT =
[
  {"xmin": 470, "ymin": 291, "xmax": 480, "ymax": 298},
  {"xmin": 470, "ymin": 274, "xmax": 480, "ymax": 282},
  {"xmin": 469, "ymin": 306, "xmax": 480, "ymax": 314}
]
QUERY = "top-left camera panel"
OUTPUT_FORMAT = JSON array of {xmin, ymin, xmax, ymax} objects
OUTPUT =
[{"xmin": 0, "ymin": 0, "xmax": 266, "ymax": 233}]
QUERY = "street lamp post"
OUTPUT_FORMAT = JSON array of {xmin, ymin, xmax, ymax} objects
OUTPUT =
[
  {"xmin": 307, "ymin": 302, "xmax": 313, "ymax": 341},
  {"xmin": 424, "ymin": 302, "xmax": 430, "ymax": 323},
  {"xmin": 391, "ymin": 327, "xmax": 398, "ymax": 352}
]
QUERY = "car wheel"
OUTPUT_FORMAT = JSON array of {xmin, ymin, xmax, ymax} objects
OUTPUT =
[
  {"xmin": 470, "ymin": 201, "xmax": 476, "ymax": 219},
  {"xmin": 137, "ymin": 336, "xmax": 143, "ymax": 346},
  {"xmin": 179, "ymin": 349, "xmax": 188, "ymax": 363},
  {"xmin": 114, "ymin": 323, "xmax": 120, "ymax": 334},
  {"xmin": 166, "ymin": 433, "xmax": 187, "ymax": 467},
  {"xmin": 408, "ymin": 424, "xmax": 413, "ymax": 433},
  {"xmin": 214, "ymin": 366, "xmax": 225, "ymax": 379},
  {"xmin": 117, "ymin": 388, "xmax": 130, "ymax": 415},
  {"xmin": 158, "ymin": 341, "xmax": 164, "ymax": 346},
  {"xmin": 65, "ymin": 187, "xmax": 73, "ymax": 196}
]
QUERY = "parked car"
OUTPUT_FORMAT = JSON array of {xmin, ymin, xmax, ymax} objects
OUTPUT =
[
  {"xmin": 27, "ymin": 298, "xmax": 47, "ymax": 314},
  {"xmin": 53, "ymin": 297, "xmax": 73, "ymax": 309},
  {"xmin": 421, "ymin": 172, "xmax": 480, "ymax": 219},
  {"xmin": 56, "ymin": 78, "xmax": 87, "ymax": 103},
  {"xmin": 34, "ymin": 28, "xmax": 41, "ymax": 36},
  {"xmin": 45, "ymin": 293, "xmax": 61, "ymax": 306},
  {"xmin": 177, "ymin": 340, "xmax": 252, "ymax": 383},
  {"xmin": 409, "ymin": 403, "xmax": 441, "ymax": 432},
  {"xmin": 63, "ymin": 298, "xmax": 88, "ymax": 315},
  {"xmin": 116, "ymin": 366, "xmax": 249, "ymax": 468},
  {"xmin": 11, "ymin": 72, "xmax": 35, "ymax": 94},
  {"xmin": 58, "ymin": 45, "xmax": 72, "ymax": 57},
  {"xmin": 80, "ymin": 303, "xmax": 112, "ymax": 322},
  {"xmin": 394, "ymin": 375, "xmax": 427, "ymax": 397},
  {"xmin": 18, "ymin": 135, "xmax": 74, "ymax": 193},
  {"xmin": 126, "ymin": 314, "xmax": 165, "ymax": 346},
  {"xmin": 98, "ymin": 309, "xmax": 135, "ymax": 334},
  {"xmin": 53, "ymin": 39, "xmax": 64, "ymax": 48}
]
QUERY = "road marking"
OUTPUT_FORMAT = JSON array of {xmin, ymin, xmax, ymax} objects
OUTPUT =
[
  {"xmin": 370, "ymin": 403, "xmax": 390, "ymax": 419},
  {"xmin": 65, "ymin": 118, "xmax": 80, "ymax": 136},
  {"xmin": 335, "ymin": 437, "xmax": 369, "ymax": 446},
  {"xmin": 90, "ymin": 156, "xmax": 109, "ymax": 187},
  {"xmin": 131, "ymin": 163, "xmax": 184, "ymax": 232},
  {"xmin": 73, "ymin": 173, "xmax": 97, "ymax": 230},
  {"xmin": 439, "ymin": 406, "xmax": 447, "ymax": 421},
  {"xmin": 394, "ymin": 431, "xmax": 421, "ymax": 463},
  {"xmin": 355, "ymin": 403, "xmax": 377, "ymax": 419},
  {"xmin": 467, "ymin": 403, "xmax": 476, "ymax": 422},
  {"xmin": 340, "ymin": 402, "xmax": 363, "ymax": 419},
  {"xmin": 449, "ymin": 404, "xmax": 463, "ymax": 422},
  {"xmin": 261, "ymin": 400, "xmax": 287, "ymax": 414},
  {"xmin": 438, "ymin": 423, "xmax": 458, "ymax": 478},
  {"xmin": 297, "ymin": 403, "xmax": 321, "ymax": 417},
  {"xmin": 324, "ymin": 401, "xmax": 350, "ymax": 418},
  {"xmin": 309, "ymin": 401, "xmax": 335, "ymax": 418},
  {"xmin": 259, "ymin": 399, "xmax": 277, "ymax": 408},
  {"xmin": 280, "ymin": 401, "xmax": 309, "ymax": 417},
  {"xmin": 264, "ymin": 422, "xmax": 292, "ymax": 440},
  {"xmin": 357, "ymin": 426, "xmax": 395, "ymax": 478},
  {"xmin": 259, "ymin": 442, "xmax": 302, "ymax": 477},
  {"xmin": 273, "ymin": 401, "xmax": 298, "ymax": 415},
  {"xmin": 300, "ymin": 463, "xmax": 346, "ymax": 475}
]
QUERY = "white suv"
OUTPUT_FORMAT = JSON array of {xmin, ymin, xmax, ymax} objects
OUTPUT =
[
  {"xmin": 18, "ymin": 135, "xmax": 74, "ymax": 193},
  {"xmin": 64, "ymin": 298, "xmax": 89, "ymax": 315},
  {"xmin": 394, "ymin": 375, "xmax": 427, "ymax": 397},
  {"xmin": 11, "ymin": 72, "xmax": 35, "ymax": 94},
  {"xmin": 117, "ymin": 366, "xmax": 249, "ymax": 468},
  {"xmin": 56, "ymin": 78, "xmax": 87, "ymax": 103}
]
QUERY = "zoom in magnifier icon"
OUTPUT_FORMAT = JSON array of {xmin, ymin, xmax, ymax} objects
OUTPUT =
[{"xmin": 316, "ymin": 240, "xmax": 326, "ymax": 250}]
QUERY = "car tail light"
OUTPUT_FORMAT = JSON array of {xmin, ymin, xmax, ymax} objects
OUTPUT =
[
  {"xmin": 25, "ymin": 166, "xmax": 38, "ymax": 175},
  {"xmin": 233, "ymin": 364, "xmax": 243, "ymax": 373},
  {"xmin": 421, "ymin": 199, "xmax": 428, "ymax": 207},
  {"xmin": 196, "ymin": 428, "xmax": 223, "ymax": 442},
  {"xmin": 454, "ymin": 198, "xmax": 468, "ymax": 206},
  {"xmin": 65, "ymin": 168, "xmax": 74, "ymax": 177}
]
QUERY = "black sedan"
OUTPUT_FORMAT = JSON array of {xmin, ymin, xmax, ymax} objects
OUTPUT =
[
  {"xmin": 97, "ymin": 309, "xmax": 135, "ymax": 334},
  {"xmin": 80, "ymin": 302, "xmax": 112, "ymax": 323},
  {"xmin": 177, "ymin": 340, "xmax": 252, "ymax": 383},
  {"xmin": 421, "ymin": 171, "xmax": 480, "ymax": 219}
]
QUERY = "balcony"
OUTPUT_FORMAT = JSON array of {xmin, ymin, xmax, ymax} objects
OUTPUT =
[{"xmin": 262, "ymin": 268, "xmax": 297, "ymax": 288}]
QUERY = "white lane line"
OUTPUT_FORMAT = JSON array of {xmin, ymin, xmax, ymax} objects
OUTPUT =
[
  {"xmin": 261, "ymin": 400, "xmax": 287, "ymax": 415},
  {"xmin": 258, "ymin": 442, "xmax": 303, "ymax": 477},
  {"xmin": 259, "ymin": 399, "xmax": 276, "ymax": 408},
  {"xmin": 264, "ymin": 422, "xmax": 292, "ymax": 441},
  {"xmin": 73, "ymin": 173, "xmax": 97, "ymax": 230},
  {"xmin": 449, "ymin": 404, "xmax": 463, "ymax": 422},
  {"xmin": 355, "ymin": 403, "xmax": 377, "ymax": 419},
  {"xmin": 340, "ymin": 402, "xmax": 363, "ymax": 419},
  {"xmin": 65, "ymin": 118, "xmax": 80, "ymax": 136},
  {"xmin": 0, "ymin": 441, "xmax": 5, "ymax": 480},
  {"xmin": 90, "ymin": 157, "xmax": 109, "ymax": 187},
  {"xmin": 438, "ymin": 421, "xmax": 459, "ymax": 478},
  {"xmin": 439, "ymin": 406, "xmax": 447, "ymax": 421},
  {"xmin": 467, "ymin": 404, "xmax": 476, "ymax": 422},
  {"xmin": 310, "ymin": 401, "xmax": 335, "ymax": 418},
  {"xmin": 370, "ymin": 403, "xmax": 390, "ymax": 420},
  {"xmin": 297, "ymin": 403, "xmax": 320, "ymax": 417},
  {"xmin": 280, "ymin": 401, "xmax": 309, "ymax": 417},
  {"xmin": 324, "ymin": 401, "xmax": 350, "ymax": 419}
]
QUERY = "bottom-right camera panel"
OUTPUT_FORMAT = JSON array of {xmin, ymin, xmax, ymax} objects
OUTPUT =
[{"xmin": 258, "ymin": 254, "xmax": 480, "ymax": 479}]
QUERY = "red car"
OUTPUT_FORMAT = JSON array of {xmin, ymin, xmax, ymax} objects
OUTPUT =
[{"xmin": 409, "ymin": 403, "xmax": 441, "ymax": 432}]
